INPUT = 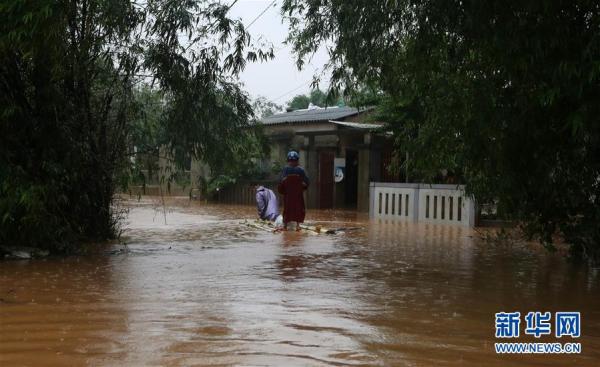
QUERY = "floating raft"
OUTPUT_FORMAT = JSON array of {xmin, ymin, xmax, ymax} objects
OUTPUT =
[{"xmin": 242, "ymin": 219, "xmax": 337, "ymax": 235}]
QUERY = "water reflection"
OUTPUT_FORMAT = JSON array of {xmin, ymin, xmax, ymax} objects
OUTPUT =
[
  {"xmin": 1, "ymin": 197, "xmax": 599, "ymax": 366},
  {"xmin": 0, "ymin": 255, "xmax": 130, "ymax": 366}
]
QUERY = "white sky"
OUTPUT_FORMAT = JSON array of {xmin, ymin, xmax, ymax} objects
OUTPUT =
[{"xmin": 228, "ymin": 0, "xmax": 330, "ymax": 105}]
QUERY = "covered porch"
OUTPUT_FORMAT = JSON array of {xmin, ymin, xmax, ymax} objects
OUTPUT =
[{"xmin": 294, "ymin": 121, "xmax": 397, "ymax": 212}]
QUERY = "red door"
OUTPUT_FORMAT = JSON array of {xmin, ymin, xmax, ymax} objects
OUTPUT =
[{"xmin": 319, "ymin": 151, "xmax": 334, "ymax": 209}]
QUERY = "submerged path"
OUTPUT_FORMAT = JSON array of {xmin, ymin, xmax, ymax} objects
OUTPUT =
[{"xmin": 1, "ymin": 197, "xmax": 599, "ymax": 366}]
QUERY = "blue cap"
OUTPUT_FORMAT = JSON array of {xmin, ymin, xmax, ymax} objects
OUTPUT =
[{"xmin": 287, "ymin": 150, "xmax": 299, "ymax": 161}]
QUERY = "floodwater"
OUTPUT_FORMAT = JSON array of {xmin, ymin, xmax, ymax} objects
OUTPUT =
[{"xmin": 1, "ymin": 198, "xmax": 599, "ymax": 366}]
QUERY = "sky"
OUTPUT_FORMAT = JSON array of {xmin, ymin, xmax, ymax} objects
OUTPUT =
[{"xmin": 228, "ymin": 0, "xmax": 330, "ymax": 105}]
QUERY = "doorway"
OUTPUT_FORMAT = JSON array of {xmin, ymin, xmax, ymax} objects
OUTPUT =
[
  {"xmin": 345, "ymin": 149, "xmax": 359, "ymax": 207},
  {"xmin": 318, "ymin": 151, "xmax": 334, "ymax": 209}
]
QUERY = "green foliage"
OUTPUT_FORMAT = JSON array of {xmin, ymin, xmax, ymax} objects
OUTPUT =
[
  {"xmin": 205, "ymin": 175, "xmax": 237, "ymax": 195},
  {"xmin": 0, "ymin": 0, "xmax": 272, "ymax": 253},
  {"xmin": 286, "ymin": 88, "xmax": 336, "ymax": 109},
  {"xmin": 308, "ymin": 89, "xmax": 327, "ymax": 107},
  {"xmin": 203, "ymin": 123, "xmax": 271, "ymax": 189},
  {"xmin": 283, "ymin": 0, "xmax": 600, "ymax": 262},
  {"xmin": 252, "ymin": 96, "xmax": 282, "ymax": 119},
  {"xmin": 1, "ymin": 0, "xmax": 137, "ymax": 251},
  {"xmin": 345, "ymin": 87, "xmax": 384, "ymax": 109},
  {"xmin": 200, "ymin": 136, "xmax": 272, "ymax": 198},
  {"xmin": 288, "ymin": 94, "xmax": 310, "ymax": 109},
  {"xmin": 120, "ymin": 87, "xmax": 165, "ymax": 189}
]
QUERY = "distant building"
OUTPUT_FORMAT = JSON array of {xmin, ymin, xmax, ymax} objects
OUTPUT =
[
  {"xmin": 189, "ymin": 105, "xmax": 403, "ymax": 211},
  {"xmin": 257, "ymin": 105, "xmax": 401, "ymax": 211},
  {"xmin": 191, "ymin": 105, "xmax": 404, "ymax": 212}
]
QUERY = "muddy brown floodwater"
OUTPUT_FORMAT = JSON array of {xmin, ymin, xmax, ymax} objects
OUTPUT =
[{"xmin": 1, "ymin": 197, "xmax": 599, "ymax": 366}]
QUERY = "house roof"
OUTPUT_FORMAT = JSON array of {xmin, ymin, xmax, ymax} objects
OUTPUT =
[
  {"xmin": 260, "ymin": 106, "xmax": 370, "ymax": 125},
  {"xmin": 329, "ymin": 120, "xmax": 384, "ymax": 130}
]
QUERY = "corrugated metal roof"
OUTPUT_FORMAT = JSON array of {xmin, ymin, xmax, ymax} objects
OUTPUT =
[
  {"xmin": 260, "ymin": 106, "xmax": 368, "ymax": 125},
  {"xmin": 329, "ymin": 120, "xmax": 384, "ymax": 129}
]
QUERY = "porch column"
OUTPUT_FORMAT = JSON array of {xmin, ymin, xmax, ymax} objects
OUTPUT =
[
  {"xmin": 357, "ymin": 133, "xmax": 371, "ymax": 212},
  {"xmin": 301, "ymin": 136, "xmax": 319, "ymax": 209}
]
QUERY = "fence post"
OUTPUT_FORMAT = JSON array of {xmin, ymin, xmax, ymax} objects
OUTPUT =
[
  {"xmin": 412, "ymin": 187, "xmax": 419, "ymax": 223},
  {"xmin": 369, "ymin": 182, "xmax": 375, "ymax": 219}
]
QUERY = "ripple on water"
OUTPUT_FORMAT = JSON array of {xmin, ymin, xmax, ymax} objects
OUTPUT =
[{"xmin": 1, "ymin": 198, "xmax": 599, "ymax": 366}]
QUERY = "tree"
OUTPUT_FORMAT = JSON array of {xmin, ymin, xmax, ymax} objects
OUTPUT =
[
  {"xmin": 309, "ymin": 89, "xmax": 327, "ymax": 107},
  {"xmin": 287, "ymin": 94, "xmax": 310, "ymax": 110},
  {"xmin": 345, "ymin": 86, "xmax": 384, "ymax": 109},
  {"xmin": 252, "ymin": 96, "xmax": 282, "ymax": 119},
  {"xmin": 282, "ymin": 0, "xmax": 600, "ymax": 262},
  {"xmin": 286, "ymin": 88, "xmax": 334, "ymax": 109},
  {"xmin": 0, "ymin": 0, "xmax": 272, "ymax": 253}
]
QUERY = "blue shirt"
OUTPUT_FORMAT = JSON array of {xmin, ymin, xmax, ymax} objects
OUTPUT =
[{"xmin": 279, "ymin": 166, "xmax": 310, "ymax": 186}]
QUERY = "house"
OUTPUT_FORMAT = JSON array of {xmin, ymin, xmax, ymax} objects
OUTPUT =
[
  {"xmin": 187, "ymin": 105, "xmax": 404, "ymax": 211},
  {"xmin": 258, "ymin": 105, "xmax": 402, "ymax": 212}
]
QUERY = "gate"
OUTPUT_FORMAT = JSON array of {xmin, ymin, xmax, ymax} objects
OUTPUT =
[{"xmin": 370, "ymin": 183, "xmax": 475, "ymax": 227}]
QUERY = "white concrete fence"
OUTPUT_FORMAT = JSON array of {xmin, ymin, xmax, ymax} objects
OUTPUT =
[{"xmin": 369, "ymin": 183, "xmax": 476, "ymax": 227}]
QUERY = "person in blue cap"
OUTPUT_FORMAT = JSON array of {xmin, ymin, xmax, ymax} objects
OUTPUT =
[{"xmin": 277, "ymin": 150, "xmax": 309, "ymax": 229}]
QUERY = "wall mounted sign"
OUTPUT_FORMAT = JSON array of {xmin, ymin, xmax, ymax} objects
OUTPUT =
[{"xmin": 334, "ymin": 158, "xmax": 345, "ymax": 183}]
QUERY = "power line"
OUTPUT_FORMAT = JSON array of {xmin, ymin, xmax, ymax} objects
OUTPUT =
[
  {"xmin": 272, "ymin": 79, "xmax": 313, "ymax": 102},
  {"xmin": 243, "ymin": 0, "xmax": 323, "ymax": 103},
  {"xmin": 270, "ymin": 60, "xmax": 326, "ymax": 102},
  {"xmin": 246, "ymin": 0, "xmax": 277, "ymax": 29},
  {"xmin": 227, "ymin": 0, "xmax": 239, "ymax": 10}
]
